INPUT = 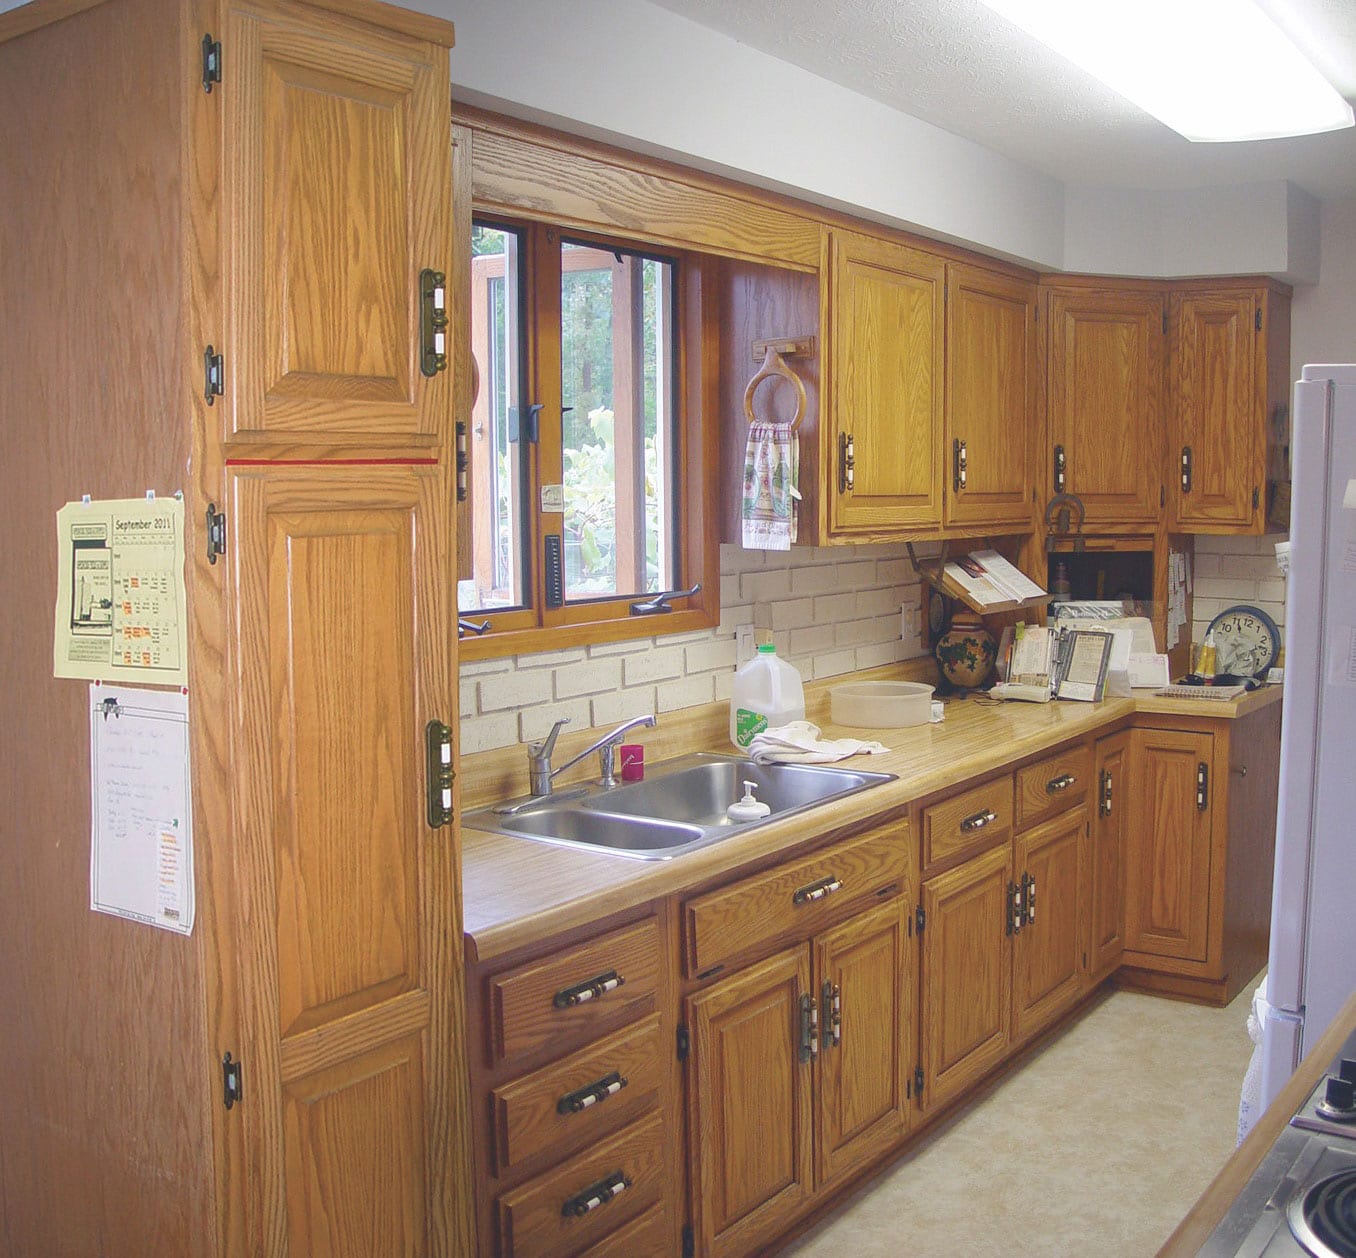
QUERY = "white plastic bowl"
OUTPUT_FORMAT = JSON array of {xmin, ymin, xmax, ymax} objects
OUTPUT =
[{"xmin": 830, "ymin": 680, "xmax": 935, "ymax": 728}]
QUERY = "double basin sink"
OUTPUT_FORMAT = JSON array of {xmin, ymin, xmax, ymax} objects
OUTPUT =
[{"xmin": 464, "ymin": 752, "xmax": 896, "ymax": 861}]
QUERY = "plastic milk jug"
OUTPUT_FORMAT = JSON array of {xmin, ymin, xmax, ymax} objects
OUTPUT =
[{"xmin": 730, "ymin": 644, "xmax": 805, "ymax": 749}]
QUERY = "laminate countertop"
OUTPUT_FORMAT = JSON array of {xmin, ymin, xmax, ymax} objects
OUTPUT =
[{"xmin": 461, "ymin": 683, "xmax": 1282, "ymax": 964}]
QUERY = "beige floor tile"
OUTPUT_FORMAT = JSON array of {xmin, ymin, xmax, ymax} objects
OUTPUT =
[{"xmin": 780, "ymin": 982, "xmax": 1259, "ymax": 1257}]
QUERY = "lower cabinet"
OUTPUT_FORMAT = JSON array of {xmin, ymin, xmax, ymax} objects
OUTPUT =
[
  {"xmin": 1088, "ymin": 731, "xmax": 1129, "ymax": 983},
  {"xmin": 683, "ymin": 823, "xmax": 915, "ymax": 1257}
]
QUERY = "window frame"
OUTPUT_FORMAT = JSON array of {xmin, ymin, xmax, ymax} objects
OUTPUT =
[{"xmin": 457, "ymin": 214, "xmax": 719, "ymax": 660}]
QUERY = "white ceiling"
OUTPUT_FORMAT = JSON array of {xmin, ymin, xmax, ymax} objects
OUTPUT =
[{"xmin": 647, "ymin": 0, "xmax": 1356, "ymax": 197}]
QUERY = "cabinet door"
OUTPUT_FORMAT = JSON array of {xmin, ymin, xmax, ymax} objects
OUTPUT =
[
  {"xmin": 227, "ymin": 464, "xmax": 465, "ymax": 1255},
  {"xmin": 1045, "ymin": 287, "xmax": 1164, "ymax": 523},
  {"xmin": 1124, "ymin": 728, "xmax": 1214, "ymax": 963},
  {"xmin": 687, "ymin": 947, "xmax": 814, "ymax": 1258},
  {"xmin": 920, "ymin": 844, "xmax": 1011, "ymax": 1112},
  {"xmin": 814, "ymin": 901, "xmax": 913, "ymax": 1189},
  {"xmin": 828, "ymin": 229, "xmax": 945, "ymax": 535},
  {"xmin": 224, "ymin": 3, "xmax": 451, "ymax": 444},
  {"xmin": 945, "ymin": 263, "xmax": 1036, "ymax": 529},
  {"xmin": 1012, "ymin": 809, "xmax": 1087, "ymax": 1043},
  {"xmin": 1089, "ymin": 732, "xmax": 1129, "ymax": 982},
  {"xmin": 1170, "ymin": 289, "xmax": 1259, "ymax": 531}
]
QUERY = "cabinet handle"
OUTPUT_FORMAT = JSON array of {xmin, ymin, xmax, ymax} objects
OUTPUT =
[
  {"xmin": 960, "ymin": 808, "xmax": 996, "ymax": 833},
  {"xmin": 1197, "ymin": 762, "xmax": 1209, "ymax": 811},
  {"xmin": 839, "ymin": 432, "xmax": 855, "ymax": 493},
  {"xmin": 1045, "ymin": 773, "xmax": 1076, "ymax": 794},
  {"xmin": 1024, "ymin": 872, "xmax": 1037, "ymax": 925},
  {"xmin": 1099, "ymin": 767, "xmax": 1113, "ymax": 817},
  {"xmin": 1054, "ymin": 444, "xmax": 1067, "ymax": 494},
  {"xmin": 1006, "ymin": 880, "xmax": 1024, "ymax": 936},
  {"xmin": 419, "ymin": 268, "xmax": 449, "ymax": 377},
  {"xmin": 557, "ymin": 1071, "xmax": 628, "ymax": 1115},
  {"xmin": 553, "ymin": 969, "xmax": 625, "ymax": 1009},
  {"xmin": 561, "ymin": 1170, "xmax": 631, "ymax": 1218},
  {"xmin": 799, "ymin": 992, "xmax": 819, "ymax": 1062},
  {"xmin": 793, "ymin": 875, "xmax": 842, "ymax": 905},
  {"xmin": 953, "ymin": 438, "xmax": 968, "ymax": 492},
  {"xmin": 1181, "ymin": 445, "xmax": 1194, "ymax": 494},
  {"xmin": 822, "ymin": 980, "xmax": 842, "ymax": 1050},
  {"xmin": 424, "ymin": 721, "xmax": 454, "ymax": 829}
]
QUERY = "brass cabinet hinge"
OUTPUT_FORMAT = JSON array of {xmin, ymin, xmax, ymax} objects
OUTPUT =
[
  {"xmin": 205, "ymin": 504, "xmax": 226, "ymax": 564},
  {"xmin": 221, "ymin": 1051, "xmax": 242, "ymax": 1109},
  {"xmin": 201, "ymin": 34, "xmax": 221, "ymax": 93}
]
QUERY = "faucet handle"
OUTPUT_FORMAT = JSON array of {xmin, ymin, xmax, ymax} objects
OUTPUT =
[{"xmin": 531, "ymin": 717, "xmax": 570, "ymax": 758}]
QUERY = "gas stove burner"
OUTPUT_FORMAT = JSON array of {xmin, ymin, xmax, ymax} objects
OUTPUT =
[{"xmin": 1288, "ymin": 1168, "xmax": 1356, "ymax": 1257}]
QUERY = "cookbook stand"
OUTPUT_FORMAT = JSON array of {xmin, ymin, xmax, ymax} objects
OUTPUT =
[{"xmin": 906, "ymin": 540, "xmax": 1054, "ymax": 618}]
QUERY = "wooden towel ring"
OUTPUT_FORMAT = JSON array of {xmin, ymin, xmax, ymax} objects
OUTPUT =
[{"xmin": 742, "ymin": 345, "xmax": 807, "ymax": 431}]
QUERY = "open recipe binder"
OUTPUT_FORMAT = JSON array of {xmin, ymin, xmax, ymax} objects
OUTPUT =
[{"xmin": 1001, "ymin": 625, "xmax": 1115, "ymax": 702}]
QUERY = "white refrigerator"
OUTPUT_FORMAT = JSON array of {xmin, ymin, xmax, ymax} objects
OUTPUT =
[{"xmin": 1259, "ymin": 362, "xmax": 1356, "ymax": 1109}]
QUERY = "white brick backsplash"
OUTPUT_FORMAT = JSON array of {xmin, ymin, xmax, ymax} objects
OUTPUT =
[
  {"xmin": 459, "ymin": 683, "xmax": 476, "ymax": 719},
  {"xmin": 770, "ymin": 598, "xmax": 817, "ymax": 631},
  {"xmin": 720, "ymin": 544, "xmax": 765, "ymax": 574},
  {"xmin": 717, "ymin": 603, "xmax": 753, "ymax": 634},
  {"xmin": 834, "ymin": 560, "xmax": 876, "ymax": 588},
  {"xmin": 592, "ymin": 686, "xmax": 657, "ymax": 727},
  {"xmin": 521, "ymin": 698, "xmax": 591, "ymax": 743},
  {"xmin": 811, "ymin": 648, "xmax": 858, "ymax": 679},
  {"xmin": 459, "ymin": 712, "xmax": 520, "ymax": 754},
  {"xmin": 1194, "ymin": 577, "xmax": 1246, "ymax": 601},
  {"xmin": 1219, "ymin": 555, "xmax": 1283, "ymax": 581},
  {"xmin": 790, "ymin": 565, "xmax": 843, "ymax": 596},
  {"xmin": 588, "ymin": 638, "xmax": 645, "ymax": 657},
  {"xmin": 478, "ymin": 669, "xmax": 554, "ymax": 712},
  {"xmin": 685, "ymin": 638, "xmax": 738, "ymax": 674},
  {"xmin": 554, "ymin": 657, "xmax": 623, "ymax": 698},
  {"xmin": 1257, "ymin": 579, "xmax": 1286, "ymax": 604},
  {"xmin": 854, "ymin": 587, "xmax": 902, "ymax": 617},
  {"xmin": 789, "ymin": 624, "xmax": 836, "ymax": 656},
  {"xmin": 741, "ymin": 568, "xmax": 792, "ymax": 603},
  {"xmin": 623, "ymin": 647, "xmax": 685, "ymax": 686},
  {"xmin": 876, "ymin": 558, "xmax": 913, "ymax": 584},
  {"xmin": 523, "ymin": 647, "xmax": 588, "ymax": 669},
  {"xmin": 1192, "ymin": 551, "xmax": 1222, "ymax": 578},
  {"xmin": 655, "ymin": 628, "xmax": 715, "ymax": 648},
  {"xmin": 836, "ymin": 613, "xmax": 899, "ymax": 647},
  {"xmin": 857, "ymin": 640, "xmax": 915, "ymax": 669},
  {"xmin": 714, "ymin": 670, "xmax": 737, "ymax": 702},
  {"xmin": 460, "ymin": 656, "xmax": 513, "ymax": 677},
  {"xmin": 657, "ymin": 674, "xmax": 715, "ymax": 712}
]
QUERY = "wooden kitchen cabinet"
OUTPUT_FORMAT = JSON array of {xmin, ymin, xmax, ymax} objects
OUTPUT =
[
  {"xmin": 684, "ymin": 823, "xmax": 915, "ymax": 1257},
  {"xmin": 0, "ymin": 1, "xmax": 473, "ymax": 1255},
  {"xmin": 1169, "ymin": 281, "xmax": 1292, "ymax": 534},
  {"xmin": 1042, "ymin": 283, "xmax": 1165, "ymax": 526},
  {"xmin": 826, "ymin": 227, "xmax": 946, "ymax": 536},
  {"xmin": 1087, "ymin": 732, "xmax": 1129, "ymax": 984},
  {"xmin": 944, "ymin": 262, "xmax": 1037, "ymax": 530}
]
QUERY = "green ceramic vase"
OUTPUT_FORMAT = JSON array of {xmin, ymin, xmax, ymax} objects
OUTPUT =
[{"xmin": 936, "ymin": 612, "xmax": 997, "ymax": 689}]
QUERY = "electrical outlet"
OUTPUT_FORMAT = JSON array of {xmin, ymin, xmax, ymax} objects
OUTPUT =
[
  {"xmin": 901, "ymin": 604, "xmax": 921, "ymax": 640},
  {"xmin": 736, "ymin": 623, "xmax": 756, "ymax": 664}
]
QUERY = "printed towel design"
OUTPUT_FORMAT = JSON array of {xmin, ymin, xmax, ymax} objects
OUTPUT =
[{"xmin": 741, "ymin": 421, "xmax": 800, "ymax": 550}]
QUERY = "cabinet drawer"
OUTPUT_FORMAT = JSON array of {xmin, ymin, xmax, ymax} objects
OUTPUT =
[
  {"xmin": 1015, "ymin": 744, "xmax": 1091, "ymax": 830},
  {"xmin": 580, "ymin": 1202, "xmax": 670, "ymax": 1257},
  {"xmin": 684, "ymin": 823, "xmax": 909, "ymax": 976},
  {"xmin": 921, "ymin": 773, "xmax": 1013, "ymax": 870},
  {"xmin": 489, "ymin": 917, "xmax": 662, "ymax": 1064},
  {"xmin": 491, "ymin": 1015, "xmax": 665, "ymax": 1174},
  {"xmin": 496, "ymin": 1110, "xmax": 666, "ymax": 1258}
]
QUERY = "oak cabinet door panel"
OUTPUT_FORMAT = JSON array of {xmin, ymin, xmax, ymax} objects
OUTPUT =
[{"xmin": 1089, "ymin": 733, "xmax": 1129, "ymax": 981}]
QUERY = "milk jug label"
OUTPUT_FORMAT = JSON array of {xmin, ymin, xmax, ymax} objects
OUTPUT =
[{"xmin": 735, "ymin": 708, "xmax": 767, "ymax": 747}]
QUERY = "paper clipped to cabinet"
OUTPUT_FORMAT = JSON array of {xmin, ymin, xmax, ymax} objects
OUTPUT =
[{"xmin": 89, "ymin": 684, "xmax": 194, "ymax": 935}]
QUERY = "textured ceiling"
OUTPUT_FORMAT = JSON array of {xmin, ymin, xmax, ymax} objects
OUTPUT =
[{"xmin": 647, "ymin": 0, "xmax": 1356, "ymax": 196}]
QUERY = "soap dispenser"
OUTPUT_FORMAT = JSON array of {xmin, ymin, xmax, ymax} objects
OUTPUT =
[{"xmin": 727, "ymin": 780, "xmax": 772, "ymax": 823}]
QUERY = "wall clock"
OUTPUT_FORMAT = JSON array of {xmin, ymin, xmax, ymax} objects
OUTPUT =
[{"xmin": 1206, "ymin": 604, "xmax": 1281, "ymax": 679}]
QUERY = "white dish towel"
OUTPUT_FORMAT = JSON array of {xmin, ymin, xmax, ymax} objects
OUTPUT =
[
  {"xmin": 747, "ymin": 720, "xmax": 889, "ymax": 766},
  {"xmin": 741, "ymin": 421, "xmax": 800, "ymax": 550}
]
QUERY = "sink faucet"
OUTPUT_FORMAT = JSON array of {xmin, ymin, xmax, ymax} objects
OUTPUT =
[{"xmin": 527, "ymin": 714, "xmax": 657, "ymax": 797}]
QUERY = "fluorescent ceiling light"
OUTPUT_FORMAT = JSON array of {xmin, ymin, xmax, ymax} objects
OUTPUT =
[{"xmin": 978, "ymin": 0, "xmax": 1354, "ymax": 142}]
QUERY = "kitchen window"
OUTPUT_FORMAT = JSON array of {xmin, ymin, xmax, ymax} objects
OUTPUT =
[{"xmin": 460, "ymin": 216, "xmax": 714, "ymax": 657}]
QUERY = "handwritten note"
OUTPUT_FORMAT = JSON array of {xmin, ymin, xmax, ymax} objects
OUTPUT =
[{"xmin": 89, "ymin": 684, "xmax": 194, "ymax": 934}]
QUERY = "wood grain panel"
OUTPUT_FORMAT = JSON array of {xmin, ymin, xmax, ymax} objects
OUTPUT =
[
  {"xmin": 496, "ymin": 1110, "xmax": 666, "ymax": 1258},
  {"xmin": 683, "ymin": 822, "xmax": 910, "ymax": 976},
  {"xmin": 1014, "ymin": 743, "xmax": 1091, "ymax": 830},
  {"xmin": 579, "ymin": 1202, "xmax": 671, "ymax": 1258},
  {"xmin": 1012, "ymin": 808, "xmax": 1087, "ymax": 1043},
  {"xmin": 945, "ymin": 262, "xmax": 1037, "ymax": 529},
  {"xmin": 490, "ymin": 1014, "xmax": 664, "ymax": 1174},
  {"xmin": 815, "ymin": 901, "xmax": 912, "ymax": 1188},
  {"xmin": 1170, "ymin": 289, "xmax": 1257, "ymax": 530},
  {"xmin": 1044, "ymin": 286, "xmax": 1164, "ymax": 523},
  {"xmin": 1089, "ymin": 732, "xmax": 1129, "ymax": 982},
  {"xmin": 465, "ymin": 125, "xmax": 822, "ymax": 269},
  {"xmin": 921, "ymin": 772, "xmax": 1013, "ymax": 871},
  {"xmin": 225, "ymin": 2, "xmax": 450, "ymax": 442},
  {"xmin": 920, "ymin": 844, "xmax": 1012, "ymax": 1112},
  {"xmin": 489, "ymin": 917, "xmax": 662, "ymax": 1063},
  {"xmin": 687, "ymin": 947, "xmax": 813, "ymax": 1258},
  {"xmin": 1124, "ymin": 727, "xmax": 1214, "ymax": 962},
  {"xmin": 828, "ymin": 229, "xmax": 945, "ymax": 534},
  {"xmin": 282, "ymin": 1033, "xmax": 428, "ymax": 1257}
]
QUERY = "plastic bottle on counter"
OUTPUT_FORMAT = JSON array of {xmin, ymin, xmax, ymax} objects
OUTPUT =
[{"xmin": 730, "ymin": 644, "xmax": 805, "ymax": 750}]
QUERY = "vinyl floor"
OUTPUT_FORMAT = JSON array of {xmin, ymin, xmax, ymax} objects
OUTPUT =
[{"xmin": 780, "ymin": 980, "xmax": 1260, "ymax": 1257}]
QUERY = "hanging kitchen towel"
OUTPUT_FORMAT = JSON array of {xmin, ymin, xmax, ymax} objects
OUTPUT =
[
  {"xmin": 747, "ymin": 720, "xmax": 888, "ymax": 766},
  {"xmin": 741, "ymin": 421, "xmax": 800, "ymax": 550}
]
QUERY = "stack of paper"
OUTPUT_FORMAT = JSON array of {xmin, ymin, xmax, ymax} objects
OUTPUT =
[{"xmin": 942, "ymin": 549, "xmax": 1047, "ymax": 607}]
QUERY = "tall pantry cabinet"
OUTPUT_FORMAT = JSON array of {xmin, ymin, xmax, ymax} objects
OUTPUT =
[{"xmin": 0, "ymin": 0, "xmax": 475, "ymax": 1255}]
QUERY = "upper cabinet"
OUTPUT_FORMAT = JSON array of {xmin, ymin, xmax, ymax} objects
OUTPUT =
[
  {"xmin": 223, "ymin": 2, "xmax": 452, "ymax": 446},
  {"xmin": 944, "ymin": 263, "xmax": 1037, "ymax": 531},
  {"xmin": 827, "ymin": 228, "xmax": 946, "ymax": 536},
  {"xmin": 1042, "ymin": 283, "xmax": 1165, "ymax": 527},
  {"xmin": 1169, "ymin": 281, "xmax": 1292, "ymax": 534}
]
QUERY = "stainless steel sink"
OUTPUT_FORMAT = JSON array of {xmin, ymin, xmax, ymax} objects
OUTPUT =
[{"xmin": 464, "ymin": 752, "xmax": 896, "ymax": 860}]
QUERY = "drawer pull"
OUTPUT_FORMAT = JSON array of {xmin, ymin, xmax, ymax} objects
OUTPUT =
[
  {"xmin": 793, "ymin": 875, "xmax": 842, "ymax": 905},
  {"xmin": 799, "ymin": 993, "xmax": 819, "ymax": 1062},
  {"xmin": 960, "ymin": 808, "xmax": 996, "ymax": 833},
  {"xmin": 1045, "ymin": 773, "xmax": 1076, "ymax": 794},
  {"xmin": 561, "ymin": 1170, "xmax": 631, "ymax": 1218},
  {"xmin": 822, "ymin": 980, "xmax": 842, "ymax": 1050},
  {"xmin": 553, "ymin": 969, "xmax": 625, "ymax": 1009},
  {"xmin": 557, "ymin": 1071, "xmax": 628, "ymax": 1115}
]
